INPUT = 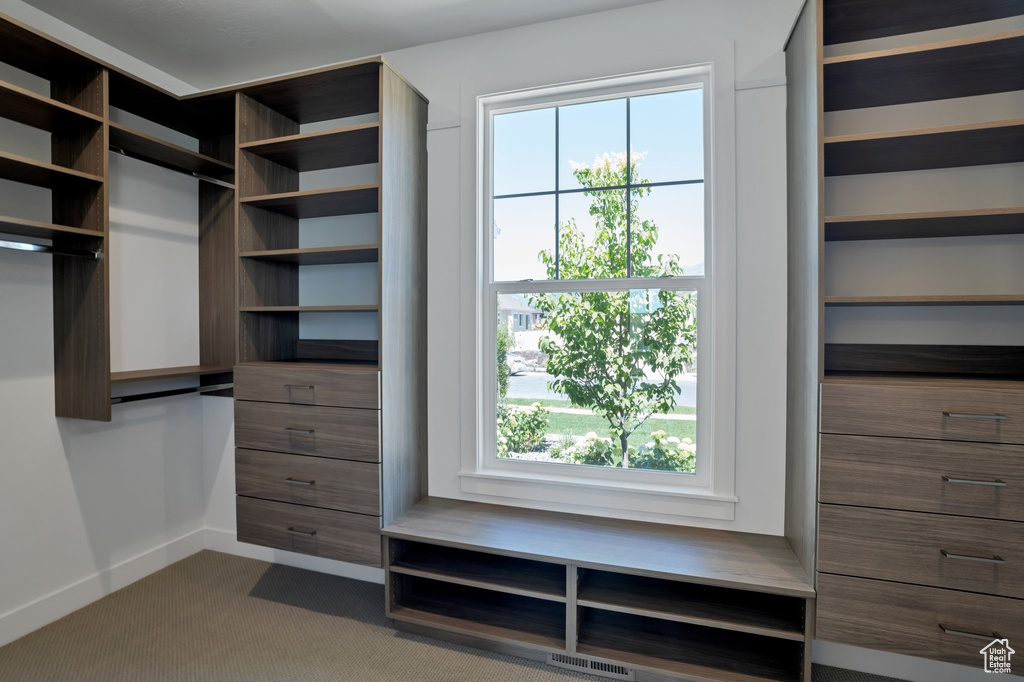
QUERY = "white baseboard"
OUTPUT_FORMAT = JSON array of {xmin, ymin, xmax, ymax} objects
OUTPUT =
[
  {"xmin": 0, "ymin": 528, "xmax": 206, "ymax": 647},
  {"xmin": 813, "ymin": 640, "xmax": 994, "ymax": 682},
  {"xmin": 203, "ymin": 528, "xmax": 385, "ymax": 584}
]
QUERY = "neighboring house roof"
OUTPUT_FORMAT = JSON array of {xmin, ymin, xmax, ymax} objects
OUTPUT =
[{"xmin": 497, "ymin": 294, "xmax": 541, "ymax": 314}]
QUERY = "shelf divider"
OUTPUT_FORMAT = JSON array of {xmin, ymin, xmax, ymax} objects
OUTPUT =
[
  {"xmin": 239, "ymin": 244, "xmax": 378, "ymax": 266},
  {"xmin": 822, "ymin": 0, "xmax": 1024, "ymax": 45},
  {"xmin": 825, "ymin": 294, "xmax": 1024, "ymax": 307},
  {"xmin": 0, "ymin": 215, "xmax": 104, "ymax": 243},
  {"xmin": 109, "ymin": 122, "xmax": 235, "ymax": 182},
  {"xmin": 110, "ymin": 365, "xmax": 234, "ymax": 384},
  {"xmin": 240, "ymin": 185, "xmax": 379, "ymax": 219},
  {"xmin": 239, "ymin": 123, "xmax": 379, "ymax": 172},
  {"xmin": 825, "ymin": 207, "xmax": 1024, "ymax": 241},
  {"xmin": 239, "ymin": 305, "xmax": 378, "ymax": 313},
  {"xmin": 0, "ymin": 150, "xmax": 104, "ymax": 188},
  {"xmin": 0, "ymin": 78, "xmax": 104, "ymax": 132}
]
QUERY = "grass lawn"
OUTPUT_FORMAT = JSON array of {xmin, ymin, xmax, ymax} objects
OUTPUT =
[{"xmin": 506, "ymin": 397, "xmax": 696, "ymax": 416}]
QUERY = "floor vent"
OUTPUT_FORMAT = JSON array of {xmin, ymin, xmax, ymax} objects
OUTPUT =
[{"xmin": 547, "ymin": 653, "xmax": 635, "ymax": 681}]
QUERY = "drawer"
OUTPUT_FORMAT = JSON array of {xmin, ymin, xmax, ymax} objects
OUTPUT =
[
  {"xmin": 816, "ymin": 573, "xmax": 1024, "ymax": 668},
  {"xmin": 234, "ymin": 363, "xmax": 379, "ymax": 409},
  {"xmin": 820, "ymin": 434, "xmax": 1024, "ymax": 522},
  {"xmin": 235, "ymin": 448, "xmax": 380, "ymax": 515},
  {"xmin": 821, "ymin": 382, "xmax": 1024, "ymax": 445},
  {"xmin": 818, "ymin": 505, "xmax": 1024, "ymax": 598},
  {"xmin": 236, "ymin": 496, "xmax": 381, "ymax": 567},
  {"xmin": 235, "ymin": 400, "xmax": 379, "ymax": 462}
]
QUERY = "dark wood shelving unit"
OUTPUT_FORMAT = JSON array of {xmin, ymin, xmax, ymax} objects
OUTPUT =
[
  {"xmin": 110, "ymin": 365, "xmax": 234, "ymax": 384},
  {"xmin": 239, "ymin": 305, "xmax": 378, "ymax": 313},
  {"xmin": 824, "ymin": 31, "xmax": 1024, "ymax": 111},
  {"xmin": 239, "ymin": 123, "xmax": 379, "ymax": 172},
  {"xmin": 0, "ymin": 215, "xmax": 103, "ymax": 243},
  {"xmin": 824, "ymin": 119, "xmax": 1024, "ymax": 176},
  {"xmin": 823, "ymin": 344, "xmax": 1024, "ymax": 378},
  {"xmin": 109, "ymin": 122, "xmax": 235, "ymax": 182},
  {"xmin": 240, "ymin": 185, "xmax": 378, "ymax": 219},
  {"xmin": 0, "ymin": 78, "xmax": 103, "ymax": 131},
  {"xmin": 822, "ymin": 0, "xmax": 1023, "ymax": 45},
  {"xmin": 0, "ymin": 150, "xmax": 104, "ymax": 188},
  {"xmin": 824, "ymin": 207, "xmax": 1024, "ymax": 241},
  {"xmin": 825, "ymin": 294, "xmax": 1024, "ymax": 306},
  {"xmin": 239, "ymin": 244, "xmax": 378, "ymax": 266}
]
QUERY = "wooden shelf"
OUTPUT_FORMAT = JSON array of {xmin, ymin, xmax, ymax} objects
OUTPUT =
[
  {"xmin": 825, "ymin": 295, "xmax": 1024, "ymax": 306},
  {"xmin": 109, "ymin": 122, "xmax": 234, "ymax": 181},
  {"xmin": 825, "ymin": 207, "xmax": 1024, "ymax": 241},
  {"xmin": 0, "ymin": 215, "xmax": 103, "ymax": 243},
  {"xmin": 0, "ymin": 79, "xmax": 103, "ymax": 132},
  {"xmin": 824, "ymin": 344, "xmax": 1024, "ymax": 378},
  {"xmin": 241, "ymin": 185, "xmax": 378, "ymax": 219},
  {"xmin": 577, "ymin": 608, "xmax": 802, "ymax": 682},
  {"xmin": 239, "ymin": 305, "xmax": 378, "ymax": 313},
  {"xmin": 240, "ymin": 123, "xmax": 379, "ymax": 172},
  {"xmin": 239, "ymin": 245, "xmax": 378, "ymax": 266},
  {"xmin": 822, "ymin": 0, "xmax": 1024, "ymax": 45},
  {"xmin": 0, "ymin": 150, "xmax": 104, "ymax": 188},
  {"xmin": 110, "ymin": 365, "xmax": 233, "ymax": 384},
  {"xmin": 391, "ymin": 541, "xmax": 566, "ymax": 602},
  {"xmin": 824, "ymin": 119, "xmax": 1024, "ymax": 176},
  {"xmin": 576, "ymin": 569, "xmax": 805, "ymax": 641},
  {"xmin": 824, "ymin": 31, "xmax": 1024, "ymax": 111}
]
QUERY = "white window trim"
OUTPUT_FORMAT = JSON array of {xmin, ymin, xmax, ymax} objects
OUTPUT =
[{"xmin": 456, "ymin": 49, "xmax": 737, "ymax": 525}]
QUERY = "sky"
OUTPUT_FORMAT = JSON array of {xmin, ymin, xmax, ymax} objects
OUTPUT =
[{"xmin": 492, "ymin": 88, "xmax": 706, "ymax": 282}]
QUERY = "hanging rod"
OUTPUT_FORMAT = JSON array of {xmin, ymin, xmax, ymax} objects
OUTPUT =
[
  {"xmin": 0, "ymin": 238, "xmax": 100, "ymax": 260},
  {"xmin": 111, "ymin": 382, "xmax": 233, "ymax": 406},
  {"xmin": 110, "ymin": 146, "xmax": 236, "ymax": 190}
]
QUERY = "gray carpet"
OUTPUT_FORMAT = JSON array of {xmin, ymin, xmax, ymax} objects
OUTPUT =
[{"xmin": 0, "ymin": 550, "xmax": 903, "ymax": 682}]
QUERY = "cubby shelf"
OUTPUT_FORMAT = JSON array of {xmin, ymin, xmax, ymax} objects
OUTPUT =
[
  {"xmin": 0, "ymin": 78, "xmax": 103, "ymax": 132},
  {"xmin": 0, "ymin": 150, "xmax": 104, "ymax": 188},
  {"xmin": 825, "ymin": 294, "xmax": 1024, "ymax": 306},
  {"xmin": 239, "ymin": 245, "xmax": 379, "ymax": 266},
  {"xmin": 110, "ymin": 365, "xmax": 234, "ymax": 384},
  {"xmin": 822, "ymin": 0, "xmax": 1024, "ymax": 45},
  {"xmin": 0, "ymin": 215, "xmax": 103, "ymax": 242},
  {"xmin": 824, "ymin": 119, "xmax": 1024, "ymax": 176},
  {"xmin": 109, "ymin": 122, "xmax": 234, "ymax": 181},
  {"xmin": 240, "ymin": 123, "xmax": 379, "ymax": 172},
  {"xmin": 239, "ymin": 305, "xmax": 379, "ymax": 313},
  {"xmin": 824, "ymin": 207, "xmax": 1024, "ymax": 241},
  {"xmin": 240, "ymin": 185, "xmax": 378, "ymax": 219},
  {"xmin": 823, "ymin": 30, "xmax": 1024, "ymax": 111}
]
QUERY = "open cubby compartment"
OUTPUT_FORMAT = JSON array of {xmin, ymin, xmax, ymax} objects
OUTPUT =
[
  {"xmin": 824, "ymin": 344, "xmax": 1024, "ymax": 379},
  {"xmin": 390, "ymin": 573, "xmax": 567, "ymax": 651},
  {"xmin": 576, "ymin": 568, "xmax": 805, "ymax": 641},
  {"xmin": 577, "ymin": 607, "xmax": 803, "ymax": 682},
  {"xmin": 389, "ymin": 539, "xmax": 567, "ymax": 601},
  {"xmin": 822, "ymin": 0, "xmax": 1024, "ymax": 45}
]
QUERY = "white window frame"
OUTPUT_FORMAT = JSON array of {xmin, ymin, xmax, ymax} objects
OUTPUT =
[{"xmin": 459, "ymin": 62, "xmax": 738, "ymax": 523}]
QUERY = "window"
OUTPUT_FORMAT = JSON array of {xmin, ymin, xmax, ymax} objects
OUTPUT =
[{"xmin": 478, "ymin": 67, "xmax": 717, "ymax": 495}]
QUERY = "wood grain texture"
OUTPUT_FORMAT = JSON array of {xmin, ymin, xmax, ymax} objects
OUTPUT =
[
  {"xmin": 241, "ymin": 185, "xmax": 379, "ymax": 219},
  {"xmin": 379, "ymin": 65, "xmax": 429, "ymax": 527},
  {"xmin": 234, "ymin": 400, "xmax": 380, "ymax": 462},
  {"xmin": 824, "ymin": 31, "xmax": 1024, "ymax": 111},
  {"xmin": 0, "ymin": 78, "xmax": 103, "ymax": 131},
  {"xmin": 199, "ymin": 183, "xmax": 235, "ymax": 368},
  {"xmin": 233, "ymin": 362, "xmax": 379, "ymax": 409},
  {"xmin": 109, "ymin": 122, "xmax": 234, "ymax": 182},
  {"xmin": 238, "ymin": 259, "xmax": 297, "ymax": 308},
  {"xmin": 236, "ymin": 495, "xmax": 381, "ymax": 567},
  {"xmin": 820, "ymin": 434, "xmax": 1024, "ymax": 522},
  {"xmin": 382, "ymin": 498, "xmax": 814, "ymax": 598},
  {"xmin": 0, "ymin": 216, "xmax": 103, "ymax": 243},
  {"xmin": 238, "ymin": 311, "xmax": 298, "ymax": 363},
  {"xmin": 0, "ymin": 150, "xmax": 103, "ymax": 188},
  {"xmin": 238, "ymin": 150, "xmax": 296, "ymax": 199},
  {"xmin": 824, "ymin": 119, "xmax": 1024, "ymax": 176},
  {"xmin": 232, "ymin": 65, "xmax": 381, "ymax": 125},
  {"xmin": 818, "ymin": 505, "xmax": 1024, "ymax": 598},
  {"xmin": 820, "ymin": 380, "xmax": 1024, "ymax": 445},
  {"xmin": 825, "ymin": 294, "xmax": 1024, "ymax": 306},
  {"xmin": 824, "ymin": 343, "xmax": 1024, "ymax": 376},
  {"xmin": 110, "ymin": 365, "xmax": 232, "ymax": 383},
  {"xmin": 295, "ymin": 339, "xmax": 379, "ymax": 363},
  {"xmin": 783, "ymin": 0, "xmax": 822, "ymax": 586},
  {"xmin": 239, "ymin": 305, "xmax": 377, "ymax": 313},
  {"xmin": 816, "ymin": 573, "xmax": 1024, "ymax": 667},
  {"xmin": 239, "ymin": 244, "xmax": 378, "ymax": 266},
  {"xmin": 235, "ymin": 448, "xmax": 380, "ymax": 515},
  {"xmin": 822, "ymin": 0, "xmax": 1024, "ymax": 45},
  {"xmin": 236, "ymin": 92, "xmax": 299, "ymax": 145},
  {"xmin": 825, "ymin": 207, "xmax": 1024, "ymax": 241},
  {"xmin": 239, "ymin": 123, "xmax": 379, "ymax": 172}
]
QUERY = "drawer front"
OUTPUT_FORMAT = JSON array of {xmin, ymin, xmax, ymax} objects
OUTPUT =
[
  {"xmin": 820, "ymin": 434, "xmax": 1024, "ymax": 522},
  {"xmin": 818, "ymin": 505, "xmax": 1024, "ymax": 598},
  {"xmin": 235, "ymin": 401, "xmax": 379, "ymax": 462},
  {"xmin": 234, "ymin": 364, "xmax": 379, "ymax": 410},
  {"xmin": 237, "ymin": 496, "xmax": 382, "ymax": 567},
  {"xmin": 817, "ymin": 573, "xmax": 1024, "ymax": 668},
  {"xmin": 821, "ymin": 382, "xmax": 1024, "ymax": 445},
  {"xmin": 235, "ymin": 448, "xmax": 380, "ymax": 515}
]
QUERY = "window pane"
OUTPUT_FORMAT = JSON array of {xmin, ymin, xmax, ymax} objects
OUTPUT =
[
  {"xmin": 559, "ymin": 98, "xmax": 627, "ymax": 190},
  {"xmin": 558, "ymin": 189, "xmax": 628, "ymax": 279},
  {"xmin": 631, "ymin": 183, "xmax": 704, "ymax": 277},
  {"xmin": 493, "ymin": 195, "xmax": 555, "ymax": 282},
  {"xmin": 493, "ymin": 108, "xmax": 555, "ymax": 196},
  {"xmin": 496, "ymin": 289, "xmax": 697, "ymax": 474},
  {"xmin": 629, "ymin": 88, "xmax": 704, "ymax": 184}
]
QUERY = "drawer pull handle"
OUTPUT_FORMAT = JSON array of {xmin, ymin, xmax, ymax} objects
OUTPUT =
[
  {"xmin": 285, "ymin": 527, "xmax": 317, "ymax": 538},
  {"xmin": 285, "ymin": 384, "xmax": 314, "ymax": 390},
  {"xmin": 284, "ymin": 427, "xmax": 315, "ymax": 435},
  {"xmin": 285, "ymin": 478, "xmax": 315, "ymax": 486},
  {"xmin": 939, "ymin": 624, "xmax": 1000, "ymax": 641},
  {"xmin": 941, "ymin": 549, "xmax": 1005, "ymax": 564},
  {"xmin": 942, "ymin": 475, "xmax": 1008, "ymax": 487},
  {"xmin": 943, "ymin": 412, "xmax": 1008, "ymax": 421}
]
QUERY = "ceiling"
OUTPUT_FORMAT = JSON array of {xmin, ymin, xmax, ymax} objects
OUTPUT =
[{"xmin": 25, "ymin": 0, "xmax": 659, "ymax": 90}]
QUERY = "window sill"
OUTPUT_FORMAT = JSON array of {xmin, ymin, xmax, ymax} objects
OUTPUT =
[{"xmin": 458, "ymin": 468, "xmax": 737, "ymax": 523}]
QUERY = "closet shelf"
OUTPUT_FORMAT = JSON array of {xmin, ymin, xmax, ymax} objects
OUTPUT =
[
  {"xmin": 824, "ymin": 30, "xmax": 1024, "ymax": 111},
  {"xmin": 0, "ymin": 215, "xmax": 104, "ymax": 242},
  {"xmin": 240, "ymin": 123, "xmax": 379, "ymax": 172},
  {"xmin": 824, "ymin": 207, "xmax": 1024, "ymax": 241},
  {"xmin": 239, "ymin": 305, "xmax": 379, "ymax": 313},
  {"xmin": 0, "ymin": 150, "xmax": 104, "ymax": 188},
  {"xmin": 0, "ymin": 79, "xmax": 103, "ymax": 132},
  {"xmin": 240, "ymin": 185, "xmax": 378, "ymax": 219},
  {"xmin": 109, "ymin": 122, "xmax": 235, "ymax": 182},
  {"xmin": 825, "ymin": 295, "xmax": 1024, "ymax": 307},
  {"xmin": 110, "ymin": 365, "xmax": 234, "ymax": 384},
  {"xmin": 822, "ymin": 0, "xmax": 1024, "ymax": 45},
  {"xmin": 824, "ymin": 118, "xmax": 1024, "ymax": 176},
  {"xmin": 239, "ymin": 244, "xmax": 379, "ymax": 266}
]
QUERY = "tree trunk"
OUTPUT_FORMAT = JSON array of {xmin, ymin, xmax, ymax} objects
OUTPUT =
[{"xmin": 619, "ymin": 432, "xmax": 630, "ymax": 468}]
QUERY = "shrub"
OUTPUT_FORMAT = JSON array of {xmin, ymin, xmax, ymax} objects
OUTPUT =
[
  {"xmin": 550, "ymin": 432, "xmax": 633, "ymax": 468},
  {"xmin": 496, "ymin": 402, "xmax": 549, "ymax": 457},
  {"xmin": 633, "ymin": 430, "xmax": 696, "ymax": 473}
]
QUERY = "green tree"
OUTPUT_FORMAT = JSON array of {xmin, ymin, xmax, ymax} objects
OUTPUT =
[
  {"xmin": 532, "ymin": 152, "xmax": 697, "ymax": 466},
  {"xmin": 496, "ymin": 321, "xmax": 512, "ymax": 401}
]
